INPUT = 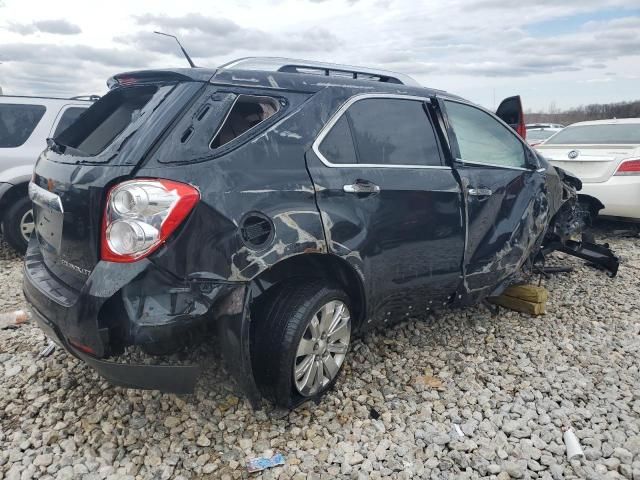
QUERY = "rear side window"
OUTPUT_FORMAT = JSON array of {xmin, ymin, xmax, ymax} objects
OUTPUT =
[
  {"xmin": 211, "ymin": 95, "xmax": 280, "ymax": 148},
  {"xmin": 349, "ymin": 98, "xmax": 441, "ymax": 166},
  {"xmin": 0, "ymin": 104, "xmax": 46, "ymax": 148},
  {"xmin": 53, "ymin": 107, "xmax": 87, "ymax": 138},
  {"xmin": 318, "ymin": 115, "xmax": 357, "ymax": 164},
  {"xmin": 56, "ymin": 86, "xmax": 157, "ymax": 156},
  {"xmin": 444, "ymin": 100, "xmax": 527, "ymax": 169},
  {"xmin": 318, "ymin": 97, "xmax": 442, "ymax": 166}
]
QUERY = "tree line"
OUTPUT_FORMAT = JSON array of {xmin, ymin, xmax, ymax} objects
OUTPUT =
[{"xmin": 525, "ymin": 99, "xmax": 640, "ymax": 125}]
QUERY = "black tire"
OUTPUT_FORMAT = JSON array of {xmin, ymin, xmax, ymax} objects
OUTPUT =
[
  {"xmin": 2, "ymin": 195, "xmax": 33, "ymax": 254},
  {"xmin": 251, "ymin": 278, "xmax": 352, "ymax": 408}
]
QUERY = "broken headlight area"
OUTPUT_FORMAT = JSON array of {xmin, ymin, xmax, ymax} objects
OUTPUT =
[{"xmin": 536, "ymin": 171, "xmax": 619, "ymax": 278}]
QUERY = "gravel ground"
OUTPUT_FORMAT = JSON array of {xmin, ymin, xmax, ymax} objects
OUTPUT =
[{"xmin": 1, "ymin": 222, "xmax": 639, "ymax": 480}]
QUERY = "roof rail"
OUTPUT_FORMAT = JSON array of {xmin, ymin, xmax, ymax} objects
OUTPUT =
[
  {"xmin": 70, "ymin": 95, "xmax": 101, "ymax": 101},
  {"xmin": 219, "ymin": 57, "xmax": 420, "ymax": 87}
]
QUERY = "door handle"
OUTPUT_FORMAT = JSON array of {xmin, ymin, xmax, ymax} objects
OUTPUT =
[
  {"xmin": 343, "ymin": 181, "xmax": 380, "ymax": 195},
  {"xmin": 468, "ymin": 187, "xmax": 492, "ymax": 196}
]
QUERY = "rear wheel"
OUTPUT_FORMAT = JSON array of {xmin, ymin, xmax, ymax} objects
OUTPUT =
[
  {"xmin": 252, "ymin": 279, "xmax": 352, "ymax": 408},
  {"xmin": 2, "ymin": 196, "xmax": 33, "ymax": 254}
]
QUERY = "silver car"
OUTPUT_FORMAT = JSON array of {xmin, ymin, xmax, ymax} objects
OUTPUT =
[{"xmin": 0, "ymin": 95, "xmax": 95, "ymax": 252}]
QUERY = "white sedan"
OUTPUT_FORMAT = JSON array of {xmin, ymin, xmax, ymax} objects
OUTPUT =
[{"xmin": 535, "ymin": 118, "xmax": 640, "ymax": 220}]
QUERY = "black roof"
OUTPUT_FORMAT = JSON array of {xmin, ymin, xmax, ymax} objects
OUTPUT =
[{"xmin": 111, "ymin": 65, "xmax": 462, "ymax": 101}]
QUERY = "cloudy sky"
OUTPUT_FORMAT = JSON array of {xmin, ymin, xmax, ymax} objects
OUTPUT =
[{"xmin": 1, "ymin": 0, "xmax": 639, "ymax": 110}]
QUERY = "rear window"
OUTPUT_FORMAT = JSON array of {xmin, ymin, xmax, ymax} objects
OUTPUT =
[
  {"xmin": 527, "ymin": 129, "xmax": 556, "ymax": 141},
  {"xmin": 53, "ymin": 107, "xmax": 87, "ymax": 138},
  {"xmin": 211, "ymin": 95, "xmax": 280, "ymax": 149},
  {"xmin": 0, "ymin": 104, "xmax": 46, "ymax": 148},
  {"xmin": 56, "ymin": 86, "xmax": 158, "ymax": 156},
  {"xmin": 545, "ymin": 124, "xmax": 640, "ymax": 145}
]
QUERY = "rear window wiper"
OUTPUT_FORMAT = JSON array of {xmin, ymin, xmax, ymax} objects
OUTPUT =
[{"xmin": 46, "ymin": 137, "xmax": 89, "ymax": 157}]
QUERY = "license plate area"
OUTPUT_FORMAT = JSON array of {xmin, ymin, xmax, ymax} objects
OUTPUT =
[
  {"xmin": 29, "ymin": 182, "xmax": 65, "ymax": 254},
  {"xmin": 34, "ymin": 205, "xmax": 64, "ymax": 253}
]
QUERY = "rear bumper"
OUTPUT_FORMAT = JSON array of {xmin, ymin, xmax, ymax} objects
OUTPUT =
[
  {"xmin": 22, "ymin": 237, "xmax": 257, "ymax": 397},
  {"xmin": 581, "ymin": 176, "xmax": 640, "ymax": 219},
  {"xmin": 28, "ymin": 303, "xmax": 200, "ymax": 393}
]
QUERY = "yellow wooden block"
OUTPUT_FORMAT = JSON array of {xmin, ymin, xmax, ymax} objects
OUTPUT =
[
  {"xmin": 502, "ymin": 284, "xmax": 548, "ymax": 303},
  {"xmin": 489, "ymin": 295, "xmax": 546, "ymax": 315}
]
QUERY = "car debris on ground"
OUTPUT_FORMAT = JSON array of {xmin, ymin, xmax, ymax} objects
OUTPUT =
[
  {"xmin": 0, "ymin": 309, "xmax": 30, "ymax": 329},
  {"xmin": 246, "ymin": 452, "xmax": 286, "ymax": 473},
  {"xmin": 563, "ymin": 428, "xmax": 585, "ymax": 461}
]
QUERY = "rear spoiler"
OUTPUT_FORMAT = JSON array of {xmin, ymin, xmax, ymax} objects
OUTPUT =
[{"xmin": 107, "ymin": 68, "xmax": 216, "ymax": 90}]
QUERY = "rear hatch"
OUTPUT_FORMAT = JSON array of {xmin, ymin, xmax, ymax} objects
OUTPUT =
[
  {"xmin": 535, "ymin": 144, "xmax": 637, "ymax": 183},
  {"xmin": 30, "ymin": 76, "xmax": 207, "ymax": 291}
]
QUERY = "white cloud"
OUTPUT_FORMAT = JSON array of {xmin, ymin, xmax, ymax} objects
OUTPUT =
[{"xmin": 0, "ymin": 0, "xmax": 638, "ymax": 110}]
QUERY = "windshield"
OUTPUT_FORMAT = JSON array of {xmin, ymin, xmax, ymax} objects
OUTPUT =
[{"xmin": 545, "ymin": 123, "xmax": 640, "ymax": 145}]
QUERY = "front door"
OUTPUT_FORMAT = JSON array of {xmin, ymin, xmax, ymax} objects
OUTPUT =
[
  {"xmin": 439, "ymin": 98, "xmax": 548, "ymax": 303},
  {"xmin": 306, "ymin": 95, "xmax": 465, "ymax": 324}
]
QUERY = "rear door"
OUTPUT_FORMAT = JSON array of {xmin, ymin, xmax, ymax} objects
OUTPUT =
[
  {"xmin": 496, "ymin": 95, "xmax": 526, "ymax": 140},
  {"xmin": 306, "ymin": 94, "xmax": 465, "ymax": 324},
  {"xmin": 439, "ymin": 98, "xmax": 548, "ymax": 303}
]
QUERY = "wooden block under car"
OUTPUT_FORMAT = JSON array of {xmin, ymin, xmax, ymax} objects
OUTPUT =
[
  {"xmin": 489, "ymin": 284, "xmax": 548, "ymax": 315},
  {"xmin": 490, "ymin": 295, "xmax": 546, "ymax": 315},
  {"xmin": 502, "ymin": 284, "xmax": 548, "ymax": 303}
]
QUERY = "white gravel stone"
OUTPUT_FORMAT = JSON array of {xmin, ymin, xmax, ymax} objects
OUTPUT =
[{"xmin": 1, "ymin": 223, "xmax": 639, "ymax": 479}]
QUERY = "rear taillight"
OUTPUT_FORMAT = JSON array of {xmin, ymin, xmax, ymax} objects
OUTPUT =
[
  {"xmin": 614, "ymin": 158, "xmax": 640, "ymax": 176},
  {"xmin": 101, "ymin": 179, "xmax": 199, "ymax": 262}
]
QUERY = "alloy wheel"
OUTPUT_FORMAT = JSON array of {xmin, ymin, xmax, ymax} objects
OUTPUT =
[
  {"xmin": 293, "ymin": 300, "xmax": 351, "ymax": 396},
  {"xmin": 20, "ymin": 209, "xmax": 34, "ymax": 242}
]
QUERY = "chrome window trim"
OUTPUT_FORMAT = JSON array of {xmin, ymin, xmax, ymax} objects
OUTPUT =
[
  {"xmin": 312, "ymin": 93, "xmax": 451, "ymax": 170},
  {"xmin": 454, "ymin": 159, "xmax": 539, "ymax": 172}
]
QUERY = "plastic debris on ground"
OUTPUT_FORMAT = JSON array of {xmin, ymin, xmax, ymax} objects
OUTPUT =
[
  {"xmin": 563, "ymin": 428, "xmax": 585, "ymax": 460},
  {"xmin": 0, "ymin": 310, "xmax": 30, "ymax": 329},
  {"xmin": 453, "ymin": 424, "xmax": 465, "ymax": 438},
  {"xmin": 40, "ymin": 341, "xmax": 56, "ymax": 357},
  {"xmin": 246, "ymin": 453, "xmax": 286, "ymax": 473}
]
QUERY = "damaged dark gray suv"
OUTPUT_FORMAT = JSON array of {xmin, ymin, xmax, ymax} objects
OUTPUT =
[{"xmin": 23, "ymin": 57, "xmax": 618, "ymax": 409}]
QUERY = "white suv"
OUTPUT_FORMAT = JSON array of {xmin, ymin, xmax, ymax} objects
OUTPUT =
[
  {"xmin": 0, "ymin": 95, "xmax": 96, "ymax": 252},
  {"xmin": 535, "ymin": 118, "xmax": 640, "ymax": 221}
]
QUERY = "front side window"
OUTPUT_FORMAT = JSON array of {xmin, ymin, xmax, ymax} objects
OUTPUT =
[
  {"xmin": 0, "ymin": 104, "xmax": 46, "ymax": 148},
  {"xmin": 445, "ymin": 100, "xmax": 527, "ymax": 169},
  {"xmin": 318, "ymin": 97, "xmax": 442, "ymax": 166},
  {"xmin": 53, "ymin": 107, "xmax": 88, "ymax": 138}
]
